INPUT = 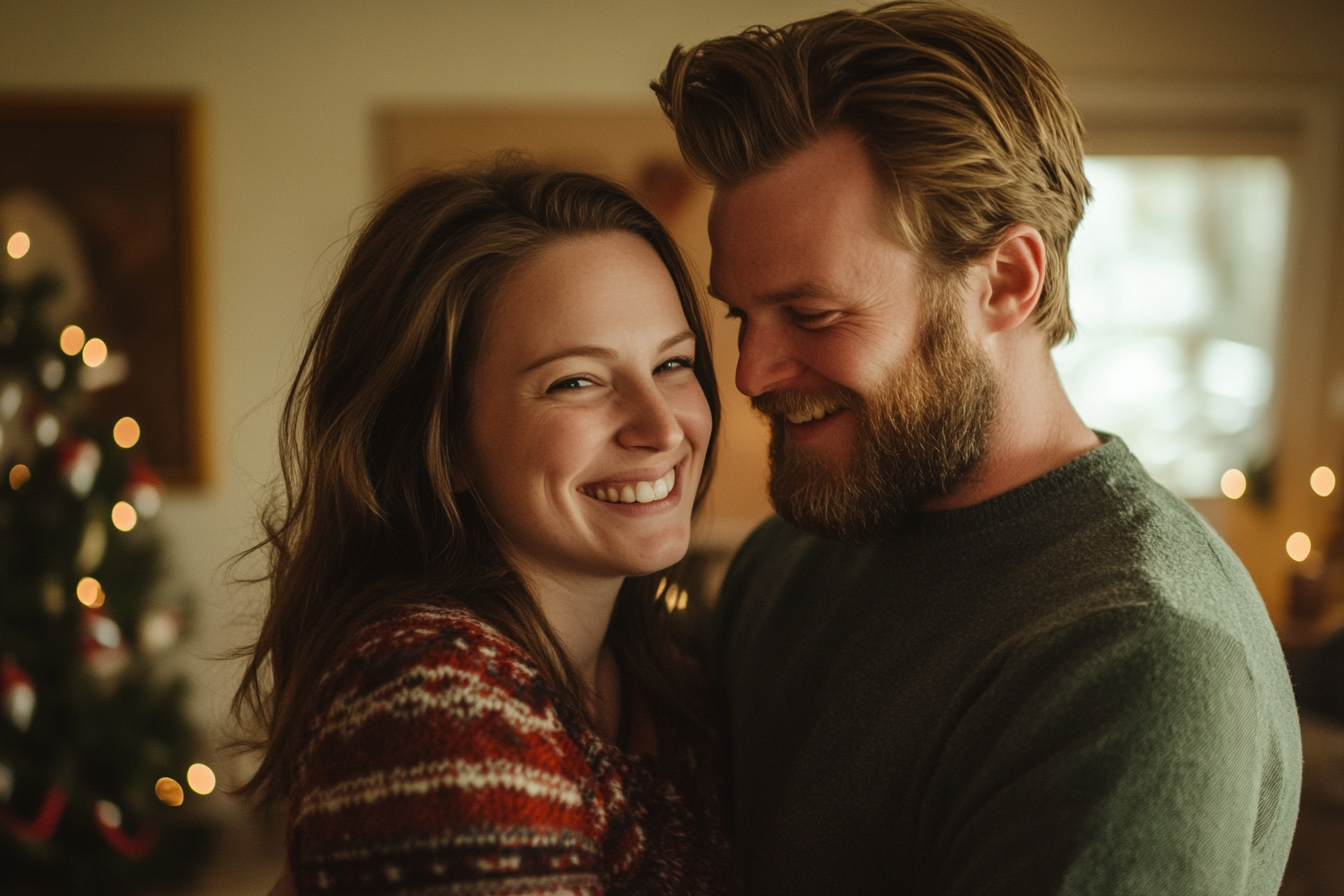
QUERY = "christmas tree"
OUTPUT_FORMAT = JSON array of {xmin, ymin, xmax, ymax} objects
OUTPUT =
[{"xmin": 0, "ymin": 230, "xmax": 216, "ymax": 892}]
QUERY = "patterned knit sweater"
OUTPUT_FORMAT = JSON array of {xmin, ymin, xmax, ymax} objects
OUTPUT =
[{"xmin": 288, "ymin": 603, "xmax": 733, "ymax": 896}]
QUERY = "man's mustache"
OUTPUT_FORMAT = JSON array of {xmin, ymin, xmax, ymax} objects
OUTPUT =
[{"xmin": 751, "ymin": 386, "xmax": 862, "ymax": 418}]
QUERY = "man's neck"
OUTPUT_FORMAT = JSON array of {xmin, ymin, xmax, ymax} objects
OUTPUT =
[{"xmin": 922, "ymin": 346, "xmax": 1099, "ymax": 512}]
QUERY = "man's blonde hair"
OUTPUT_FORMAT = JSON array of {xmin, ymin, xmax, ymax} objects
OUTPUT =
[{"xmin": 653, "ymin": 0, "xmax": 1090, "ymax": 346}]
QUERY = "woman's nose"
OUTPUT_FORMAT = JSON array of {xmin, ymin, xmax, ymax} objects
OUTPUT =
[{"xmin": 617, "ymin": 383, "xmax": 684, "ymax": 452}]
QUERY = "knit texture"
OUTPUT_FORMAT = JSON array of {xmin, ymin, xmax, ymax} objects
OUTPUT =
[
  {"xmin": 715, "ymin": 435, "xmax": 1300, "ymax": 895},
  {"xmin": 289, "ymin": 603, "xmax": 732, "ymax": 895}
]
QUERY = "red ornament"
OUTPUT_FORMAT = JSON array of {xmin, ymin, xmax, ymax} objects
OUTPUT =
[
  {"xmin": 0, "ymin": 784, "xmax": 66, "ymax": 843},
  {"xmin": 80, "ymin": 609, "xmax": 129, "ymax": 679},
  {"xmin": 93, "ymin": 801, "xmax": 159, "ymax": 861},
  {"xmin": 127, "ymin": 455, "xmax": 162, "ymax": 489}
]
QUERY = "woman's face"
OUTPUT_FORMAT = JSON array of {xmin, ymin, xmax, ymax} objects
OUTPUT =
[{"xmin": 466, "ymin": 231, "xmax": 712, "ymax": 586}]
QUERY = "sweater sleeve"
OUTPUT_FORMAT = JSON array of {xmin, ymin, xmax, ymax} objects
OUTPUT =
[
  {"xmin": 926, "ymin": 605, "xmax": 1283, "ymax": 896},
  {"xmin": 288, "ymin": 610, "xmax": 608, "ymax": 896}
]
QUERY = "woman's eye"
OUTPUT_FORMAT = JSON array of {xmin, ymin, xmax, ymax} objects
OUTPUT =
[
  {"xmin": 655, "ymin": 356, "xmax": 695, "ymax": 374},
  {"xmin": 548, "ymin": 375, "xmax": 596, "ymax": 392}
]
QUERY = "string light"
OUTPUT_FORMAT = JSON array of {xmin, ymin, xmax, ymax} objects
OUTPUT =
[
  {"xmin": 82, "ymin": 338, "xmax": 108, "ymax": 368},
  {"xmin": 76, "ymin": 576, "xmax": 105, "ymax": 608},
  {"xmin": 59, "ymin": 325, "xmax": 85, "ymax": 356},
  {"xmin": 112, "ymin": 416, "xmax": 140, "ymax": 448},
  {"xmin": 6, "ymin": 231, "xmax": 29, "ymax": 259},
  {"xmin": 9, "ymin": 464, "xmax": 30, "ymax": 490},
  {"xmin": 111, "ymin": 501, "xmax": 138, "ymax": 532},
  {"xmin": 1220, "ymin": 469, "xmax": 1247, "ymax": 499},
  {"xmin": 1311, "ymin": 466, "xmax": 1336, "ymax": 497},
  {"xmin": 186, "ymin": 763, "xmax": 216, "ymax": 795},
  {"xmin": 1286, "ymin": 532, "xmax": 1311, "ymax": 562},
  {"xmin": 154, "ymin": 777, "xmax": 184, "ymax": 807}
]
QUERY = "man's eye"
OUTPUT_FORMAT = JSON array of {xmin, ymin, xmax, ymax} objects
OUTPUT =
[
  {"xmin": 548, "ymin": 376, "xmax": 596, "ymax": 391},
  {"xmin": 790, "ymin": 309, "xmax": 839, "ymax": 328},
  {"xmin": 655, "ymin": 356, "xmax": 695, "ymax": 374}
]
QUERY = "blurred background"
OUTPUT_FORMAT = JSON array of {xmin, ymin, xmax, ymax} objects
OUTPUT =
[{"xmin": 1, "ymin": 0, "xmax": 1342, "ymax": 892}]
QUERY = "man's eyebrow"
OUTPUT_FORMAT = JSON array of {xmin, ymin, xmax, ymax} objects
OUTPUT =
[
  {"xmin": 706, "ymin": 282, "xmax": 837, "ymax": 305},
  {"xmin": 523, "ymin": 330, "xmax": 695, "ymax": 373}
]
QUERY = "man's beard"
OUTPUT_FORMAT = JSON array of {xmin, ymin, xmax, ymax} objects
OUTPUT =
[{"xmin": 753, "ymin": 295, "xmax": 998, "ymax": 541}]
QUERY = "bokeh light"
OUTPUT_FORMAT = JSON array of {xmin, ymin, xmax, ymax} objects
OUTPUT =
[
  {"xmin": 9, "ymin": 464, "xmax": 30, "ymax": 490},
  {"xmin": 186, "ymin": 763, "xmax": 216, "ymax": 795},
  {"xmin": 111, "ymin": 501, "xmax": 138, "ymax": 532},
  {"xmin": 76, "ymin": 576, "xmax": 105, "ymax": 608},
  {"xmin": 1311, "ymin": 466, "xmax": 1336, "ymax": 497},
  {"xmin": 1220, "ymin": 469, "xmax": 1247, "ymax": 499},
  {"xmin": 6, "ymin": 231, "xmax": 30, "ymax": 259},
  {"xmin": 35, "ymin": 414, "xmax": 59, "ymax": 446},
  {"xmin": 94, "ymin": 799, "xmax": 122, "ymax": 828},
  {"xmin": 1286, "ymin": 532, "xmax": 1311, "ymax": 562},
  {"xmin": 113, "ymin": 416, "xmax": 140, "ymax": 448},
  {"xmin": 82, "ymin": 337, "xmax": 108, "ymax": 368},
  {"xmin": 155, "ymin": 777, "xmax": 185, "ymax": 807},
  {"xmin": 59, "ymin": 325, "xmax": 85, "ymax": 356}
]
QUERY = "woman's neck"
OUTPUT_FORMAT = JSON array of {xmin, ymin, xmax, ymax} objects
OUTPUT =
[{"xmin": 511, "ymin": 560, "xmax": 625, "ymax": 740}]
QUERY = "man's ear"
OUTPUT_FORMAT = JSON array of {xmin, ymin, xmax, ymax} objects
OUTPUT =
[{"xmin": 978, "ymin": 223, "xmax": 1046, "ymax": 334}]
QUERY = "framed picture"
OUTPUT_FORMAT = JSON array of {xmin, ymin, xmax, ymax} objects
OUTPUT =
[{"xmin": 0, "ymin": 96, "xmax": 203, "ymax": 484}]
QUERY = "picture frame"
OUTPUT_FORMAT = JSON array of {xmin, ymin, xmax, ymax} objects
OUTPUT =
[{"xmin": 0, "ymin": 95, "xmax": 203, "ymax": 484}]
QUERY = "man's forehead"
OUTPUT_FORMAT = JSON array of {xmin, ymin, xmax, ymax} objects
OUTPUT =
[{"xmin": 706, "ymin": 136, "xmax": 901, "ymax": 303}]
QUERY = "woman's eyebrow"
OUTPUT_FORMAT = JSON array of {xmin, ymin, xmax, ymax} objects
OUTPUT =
[{"xmin": 523, "ymin": 330, "xmax": 695, "ymax": 373}]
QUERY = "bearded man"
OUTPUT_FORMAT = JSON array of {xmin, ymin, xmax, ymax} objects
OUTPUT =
[{"xmin": 655, "ymin": 3, "xmax": 1300, "ymax": 894}]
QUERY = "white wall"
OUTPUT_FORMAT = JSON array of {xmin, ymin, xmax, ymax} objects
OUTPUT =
[{"xmin": 2, "ymin": 0, "xmax": 1342, "ymax": 765}]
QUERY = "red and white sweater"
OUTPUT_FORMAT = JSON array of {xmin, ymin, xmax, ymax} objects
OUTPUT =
[{"xmin": 288, "ymin": 603, "xmax": 733, "ymax": 895}]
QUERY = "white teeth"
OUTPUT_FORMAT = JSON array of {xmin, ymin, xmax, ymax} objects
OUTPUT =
[
  {"xmin": 785, "ymin": 404, "xmax": 833, "ymax": 424},
  {"xmin": 590, "ymin": 468, "xmax": 676, "ymax": 504}
]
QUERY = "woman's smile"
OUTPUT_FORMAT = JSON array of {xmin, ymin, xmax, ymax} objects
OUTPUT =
[{"xmin": 467, "ymin": 231, "xmax": 712, "ymax": 584}]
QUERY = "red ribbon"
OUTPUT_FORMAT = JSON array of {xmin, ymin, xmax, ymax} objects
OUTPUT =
[
  {"xmin": 94, "ymin": 807, "xmax": 159, "ymax": 861},
  {"xmin": 1, "ymin": 784, "xmax": 66, "ymax": 843}
]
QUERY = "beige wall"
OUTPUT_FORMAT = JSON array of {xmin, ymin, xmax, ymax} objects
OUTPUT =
[{"xmin": 2, "ymin": 0, "xmax": 1342, "ymax": 772}]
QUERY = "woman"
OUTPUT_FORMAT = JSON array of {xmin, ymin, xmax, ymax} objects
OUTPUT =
[{"xmin": 233, "ymin": 160, "xmax": 731, "ymax": 894}]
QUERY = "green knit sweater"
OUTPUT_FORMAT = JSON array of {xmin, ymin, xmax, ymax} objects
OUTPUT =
[{"xmin": 714, "ymin": 436, "xmax": 1300, "ymax": 895}]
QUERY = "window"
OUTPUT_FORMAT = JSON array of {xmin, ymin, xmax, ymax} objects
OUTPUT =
[{"xmin": 1054, "ymin": 155, "xmax": 1291, "ymax": 497}]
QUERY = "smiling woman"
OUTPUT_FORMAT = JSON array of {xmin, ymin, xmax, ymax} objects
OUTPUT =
[{"xmin": 231, "ymin": 161, "xmax": 730, "ymax": 895}]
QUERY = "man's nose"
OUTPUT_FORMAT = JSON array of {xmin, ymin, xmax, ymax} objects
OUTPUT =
[{"xmin": 735, "ymin": 321, "xmax": 800, "ymax": 398}]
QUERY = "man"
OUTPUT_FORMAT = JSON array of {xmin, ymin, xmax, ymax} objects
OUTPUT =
[{"xmin": 654, "ymin": 3, "xmax": 1300, "ymax": 893}]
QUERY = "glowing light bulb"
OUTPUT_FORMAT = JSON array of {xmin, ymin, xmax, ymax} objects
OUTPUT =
[
  {"xmin": 111, "ymin": 501, "xmax": 138, "ymax": 532},
  {"xmin": 1311, "ymin": 466, "xmax": 1336, "ymax": 497},
  {"xmin": 1286, "ymin": 532, "xmax": 1311, "ymax": 562},
  {"xmin": 1220, "ymin": 469, "xmax": 1247, "ymax": 499},
  {"xmin": 6, "ymin": 232, "xmax": 30, "ymax": 259},
  {"xmin": 186, "ymin": 763, "xmax": 216, "ymax": 795},
  {"xmin": 155, "ymin": 777, "xmax": 184, "ymax": 807},
  {"xmin": 82, "ymin": 338, "xmax": 108, "ymax": 368},
  {"xmin": 59, "ymin": 325, "xmax": 85, "ymax": 356},
  {"xmin": 9, "ymin": 464, "xmax": 30, "ymax": 490},
  {"xmin": 113, "ymin": 416, "xmax": 140, "ymax": 448},
  {"xmin": 76, "ymin": 576, "xmax": 105, "ymax": 608}
]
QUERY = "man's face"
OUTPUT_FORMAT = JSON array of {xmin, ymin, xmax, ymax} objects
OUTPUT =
[{"xmin": 707, "ymin": 130, "xmax": 997, "ymax": 539}]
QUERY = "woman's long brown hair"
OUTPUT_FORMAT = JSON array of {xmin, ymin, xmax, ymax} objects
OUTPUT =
[{"xmin": 231, "ymin": 160, "xmax": 720, "ymax": 806}]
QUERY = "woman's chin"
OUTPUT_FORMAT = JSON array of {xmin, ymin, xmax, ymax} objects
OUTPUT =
[{"xmin": 616, "ymin": 537, "xmax": 691, "ymax": 579}]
